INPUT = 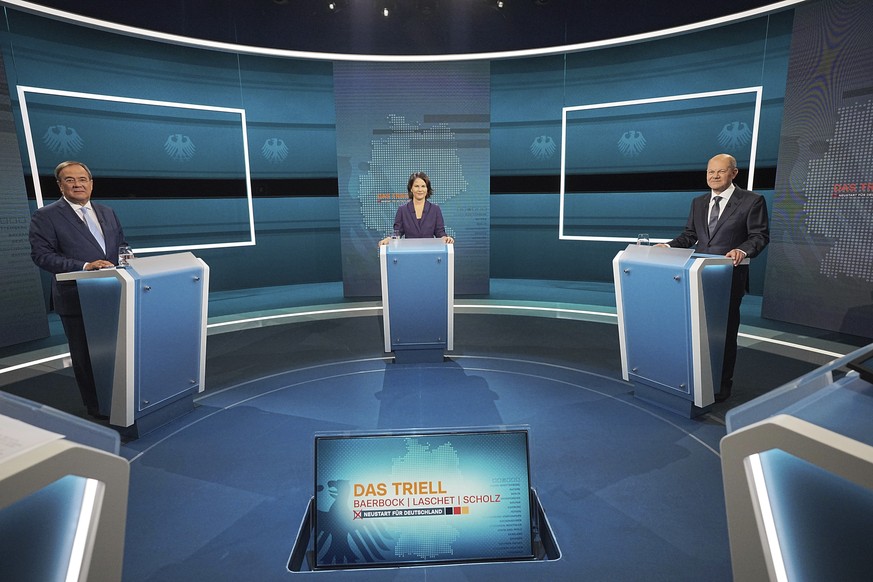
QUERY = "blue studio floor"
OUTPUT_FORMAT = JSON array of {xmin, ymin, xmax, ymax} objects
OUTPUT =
[
  {"xmin": 120, "ymin": 355, "xmax": 728, "ymax": 581},
  {"xmin": 1, "ymin": 279, "xmax": 866, "ymax": 581}
]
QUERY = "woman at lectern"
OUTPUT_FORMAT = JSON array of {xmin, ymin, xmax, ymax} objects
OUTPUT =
[{"xmin": 378, "ymin": 172, "xmax": 455, "ymax": 245}]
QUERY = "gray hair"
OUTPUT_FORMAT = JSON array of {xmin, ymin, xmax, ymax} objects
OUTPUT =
[{"xmin": 54, "ymin": 161, "xmax": 92, "ymax": 181}]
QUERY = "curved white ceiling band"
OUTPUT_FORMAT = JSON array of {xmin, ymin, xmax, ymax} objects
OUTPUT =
[{"xmin": 1, "ymin": 0, "xmax": 806, "ymax": 62}]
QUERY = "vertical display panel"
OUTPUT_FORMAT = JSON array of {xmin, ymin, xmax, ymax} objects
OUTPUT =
[
  {"xmin": 762, "ymin": 0, "xmax": 873, "ymax": 338},
  {"xmin": 0, "ymin": 52, "xmax": 48, "ymax": 347},
  {"xmin": 334, "ymin": 62, "xmax": 490, "ymax": 297}
]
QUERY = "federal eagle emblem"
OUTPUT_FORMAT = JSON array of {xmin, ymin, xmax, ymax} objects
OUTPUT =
[
  {"xmin": 316, "ymin": 479, "xmax": 393, "ymax": 565},
  {"xmin": 618, "ymin": 130, "xmax": 646, "ymax": 157},
  {"xmin": 43, "ymin": 125, "xmax": 84, "ymax": 155},
  {"xmin": 164, "ymin": 134, "xmax": 196, "ymax": 161},
  {"xmin": 530, "ymin": 135, "xmax": 557, "ymax": 160},
  {"xmin": 262, "ymin": 138, "xmax": 289, "ymax": 163},
  {"xmin": 717, "ymin": 121, "xmax": 752, "ymax": 150}
]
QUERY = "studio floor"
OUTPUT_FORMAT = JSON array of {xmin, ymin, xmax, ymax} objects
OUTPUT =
[{"xmin": 0, "ymin": 280, "xmax": 865, "ymax": 581}]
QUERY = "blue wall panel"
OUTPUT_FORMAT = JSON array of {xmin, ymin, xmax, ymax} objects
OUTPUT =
[{"xmin": 1, "ymin": 7, "xmax": 791, "ymax": 296}]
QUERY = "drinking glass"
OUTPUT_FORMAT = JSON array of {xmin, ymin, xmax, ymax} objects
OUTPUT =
[{"xmin": 118, "ymin": 245, "xmax": 134, "ymax": 267}]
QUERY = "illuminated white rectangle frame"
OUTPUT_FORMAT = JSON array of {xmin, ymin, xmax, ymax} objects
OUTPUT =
[
  {"xmin": 17, "ymin": 85, "xmax": 256, "ymax": 253},
  {"xmin": 559, "ymin": 86, "xmax": 763, "ymax": 243}
]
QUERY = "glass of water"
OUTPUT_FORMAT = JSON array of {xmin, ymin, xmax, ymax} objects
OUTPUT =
[
  {"xmin": 636, "ymin": 233, "xmax": 650, "ymax": 246},
  {"xmin": 118, "ymin": 244, "xmax": 134, "ymax": 267}
]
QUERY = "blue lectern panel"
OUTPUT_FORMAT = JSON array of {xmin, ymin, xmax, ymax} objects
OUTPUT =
[
  {"xmin": 783, "ymin": 377, "xmax": 873, "ymax": 446},
  {"xmin": 696, "ymin": 257, "xmax": 732, "ymax": 386},
  {"xmin": 0, "ymin": 475, "xmax": 87, "ymax": 582},
  {"xmin": 134, "ymin": 268, "xmax": 202, "ymax": 412},
  {"xmin": 386, "ymin": 247, "xmax": 448, "ymax": 348},
  {"xmin": 78, "ymin": 276, "xmax": 122, "ymax": 413},
  {"xmin": 619, "ymin": 253, "xmax": 692, "ymax": 395},
  {"xmin": 729, "ymin": 370, "xmax": 873, "ymax": 446},
  {"xmin": 760, "ymin": 449, "xmax": 873, "ymax": 581}
]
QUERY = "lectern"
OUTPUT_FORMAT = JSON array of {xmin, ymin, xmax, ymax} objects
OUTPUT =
[
  {"xmin": 721, "ymin": 343, "xmax": 873, "ymax": 581},
  {"xmin": 380, "ymin": 239, "xmax": 453, "ymax": 363},
  {"xmin": 0, "ymin": 393, "xmax": 129, "ymax": 582},
  {"xmin": 57, "ymin": 252, "xmax": 209, "ymax": 434},
  {"xmin": 613, "ymin": 244, "xmax": 733, "ymax": 416}
]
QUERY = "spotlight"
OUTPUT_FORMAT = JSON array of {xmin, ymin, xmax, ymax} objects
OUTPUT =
[
  {"xmin": 372, "ymin": 1, "xmax": 396, "ymax": 18},
  {"xmin": 496, "ymin": 1, "xmax": 504, "ymax": 8}
]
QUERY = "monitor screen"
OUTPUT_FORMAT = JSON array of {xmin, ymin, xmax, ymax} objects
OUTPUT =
[{"xmin": 312, "ymin": 428, "xmax": 534, "ymax": 569}]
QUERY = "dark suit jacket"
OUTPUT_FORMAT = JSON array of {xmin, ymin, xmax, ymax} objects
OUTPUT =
[
  {"xmin": 668, "ymin": 186, "xmax": 769, "ymax": 258},
  {"xmin": 29, "ymin": 198, "xmax": 126, "ymax": 315},
  {"xmin": 393, "ymin": 200, "xmax": 447, "ymax": 239}
]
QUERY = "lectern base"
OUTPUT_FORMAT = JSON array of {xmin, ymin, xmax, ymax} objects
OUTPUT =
[
  {"xmin": 113, "ymin": 394, "xmax": 195, "ymax": 439},
  {"xmin": 392, "ymin": 348, "xmax": 446, "ymax": 364},
  {"xmin": 633, "ymin": 383, "xmax": 711, "ymax": 419}
]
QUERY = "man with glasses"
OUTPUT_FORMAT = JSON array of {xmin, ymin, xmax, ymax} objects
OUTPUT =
[
  {"xmin": 29, "ymin": 161, "xmax": 126, "ymax": 420},
  {"xmin": 656, "ymin": 153, "xmax": 770, "ymax": 403}
]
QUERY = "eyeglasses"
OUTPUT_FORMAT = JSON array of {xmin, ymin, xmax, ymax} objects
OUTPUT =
[
  {"xmin": 60, "ymin": 177, "xmax": 92, "ymax": 185},
  {"xmin": 706, "ymin": 169, "xmax": 733, "ymax": 177}
]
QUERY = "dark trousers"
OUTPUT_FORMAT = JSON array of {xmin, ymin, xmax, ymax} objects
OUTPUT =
[
  {"xmin": 720, "ymin": 265, "xmax": 749, "ymax": 394},
  {"xmin": 59, "ymin": 313, "xmax": 100, "ymax": 412}
]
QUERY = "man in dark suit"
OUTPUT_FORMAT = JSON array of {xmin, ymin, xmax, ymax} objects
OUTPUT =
[
  {"xmin": 29, "ymin": 161, "xmax": 126, "ymax": 419},
  {"xmin": 659, "ymin": 153, "xmax": 769, "ymax": 402}
]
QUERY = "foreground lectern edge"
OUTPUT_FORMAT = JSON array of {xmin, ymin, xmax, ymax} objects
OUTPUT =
[
  {"xmin": 0, "ymin": 398, "xmax": 129, "ymax": 582},
  {"xmin": 721, "ymin": 343, "xmax": 873, "ymax": 581}
]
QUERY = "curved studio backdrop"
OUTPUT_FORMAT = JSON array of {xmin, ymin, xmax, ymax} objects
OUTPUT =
[{"xmin": 0, "ymin": 4, "xmax": 809, "ymax": 328}]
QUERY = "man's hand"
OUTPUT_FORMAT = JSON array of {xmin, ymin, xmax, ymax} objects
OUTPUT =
[
  {"xmin": 85, "ymin": 260, "xmax": 114, "ymax": 270},
  {"xmin": 725, "ymin": 249, "xmax": 747, "ymax": 267}
]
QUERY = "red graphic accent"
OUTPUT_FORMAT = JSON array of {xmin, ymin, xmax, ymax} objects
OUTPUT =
[{"xmin": 353, "ymin": 510, "xmax": 362, "ymax": 520}]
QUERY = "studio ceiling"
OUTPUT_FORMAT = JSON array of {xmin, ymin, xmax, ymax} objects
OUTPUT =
[{"xmin": 9, "ymin": 0, "xmax": 799, "ymax": 56}]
